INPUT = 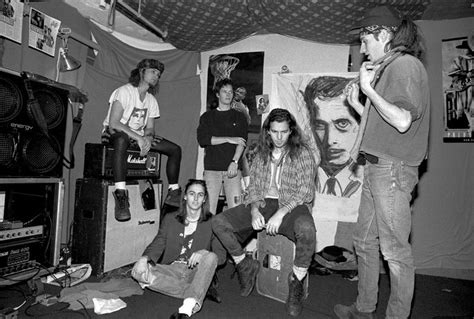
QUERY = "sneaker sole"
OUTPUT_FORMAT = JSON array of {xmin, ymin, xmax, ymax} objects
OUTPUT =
[{"xmin": 240, "ymin": 261, "xmax": 260, "ymax": 297}]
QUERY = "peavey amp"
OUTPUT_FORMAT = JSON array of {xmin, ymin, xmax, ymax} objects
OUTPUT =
[{"xmin": 83, "ymin": 143, "xmax": 161, "ymax": 180}]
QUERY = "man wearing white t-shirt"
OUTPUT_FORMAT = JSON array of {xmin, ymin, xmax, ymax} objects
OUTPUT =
[{"xmin": 102, "ymin": 59, "xmax": 182, "ymax": 221}]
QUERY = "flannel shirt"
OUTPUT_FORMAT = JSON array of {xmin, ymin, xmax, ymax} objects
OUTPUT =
[{"xmin": 244, "ymin": 146, "xmax": 317, "ymax": 212}]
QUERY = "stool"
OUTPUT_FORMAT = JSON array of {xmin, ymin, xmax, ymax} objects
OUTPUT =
[{"xmin": 256, "ymin": 232, "xmax": 309, "ymax": 303}]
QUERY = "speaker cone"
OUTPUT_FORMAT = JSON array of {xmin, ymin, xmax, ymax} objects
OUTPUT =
[
  {"xmin": 0, "ymin": 77, "xmax": 23, "ymax": 124},
  {"xmin": 32, "ymin": 88, "xmax": 66, "ymax": 129},
  {"xmin": 22, "ymin": 134, "xmax": 61, "ymax": 174}
]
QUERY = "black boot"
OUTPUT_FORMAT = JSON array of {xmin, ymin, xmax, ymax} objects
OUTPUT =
[
  {"xmin": 286, "ymin": 272, "xmax": 305, "ymax": 317},
  {"xmin": 113, "ymin": 189, "xmax": 131, "ymax": 221},
  {"xmin": 235, "ymin": 255, "xmax": 260, "ymax": 297},
  {"xmin": 205, "ymin": 274, "xmax": 222, "ymax": 303}
]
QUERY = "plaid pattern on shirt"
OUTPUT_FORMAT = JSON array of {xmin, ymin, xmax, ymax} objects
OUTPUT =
[{"xmin": 244, "ymin": 146, "xmax": 317, "ymax": 211}]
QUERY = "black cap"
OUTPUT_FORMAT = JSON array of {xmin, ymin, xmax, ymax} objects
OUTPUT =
[{"xmin": 349, "ymin": 6, "xmax": 401, "ymax": 35}]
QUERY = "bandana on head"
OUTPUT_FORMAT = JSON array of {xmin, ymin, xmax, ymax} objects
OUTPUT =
[{"xmin": 360, "ymin": 25, "xmax": 398, "ymax": 35}]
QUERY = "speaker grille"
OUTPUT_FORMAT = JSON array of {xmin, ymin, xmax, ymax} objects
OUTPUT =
[
  {"xmin": 0, "ymin": 77, "xmax": 23, "ymax": 123},
  {"xmin": 21, "ymin": 135, "xmax": 61, "ymax": 173},
  {"xmin": 0, "ymin": 71, "xmax": 68, "ymax": 177},
  {"xmin": 0, "ymin": 132, "xmax": 16, "ymax": 167},
  {"xmin": 35, "ymin": 88, "xmax": 66, "ymax": 129}
]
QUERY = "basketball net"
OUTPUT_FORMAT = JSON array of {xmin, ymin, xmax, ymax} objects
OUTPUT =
[{"xmin": 210, "ymin": 56, "xmax": 240, "ymax": 89}]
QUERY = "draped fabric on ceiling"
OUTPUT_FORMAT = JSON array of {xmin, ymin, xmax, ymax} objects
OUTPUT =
[
  {"xmin": 78, "ymin": 21, "xmax": 200, "ymax": 191},
  {"xmin": 120, "ymin": 0, "xmax": 430, "ymax": 52}
]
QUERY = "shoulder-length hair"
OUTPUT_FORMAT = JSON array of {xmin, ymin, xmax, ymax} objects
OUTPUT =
[
  {"xmin": 175, "ymin": 179, "xmax": 213, "ymax": 225},
  {"xmin": 128, "ymin": 68, "xmax": 159, "ymax": 95},
  {"xmin": 391, "ymin": 18, "xmax": 424, "ymax": 59},
  {"xmin": 256, "ymin": 108, "xmax": 307, "ymax": 165},
  {"xmin": 371, "ymin": 19, "xmax": 424, "ymax": 59}
]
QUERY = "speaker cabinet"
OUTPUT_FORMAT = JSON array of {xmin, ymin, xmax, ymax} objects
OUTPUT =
[
  {"xmin": 72, "ymin": 178, "xmax": 161, "ymax": 276},
  {"xmin": 0, "ymin": 70, "xmax": 68, "ymax": 177}
]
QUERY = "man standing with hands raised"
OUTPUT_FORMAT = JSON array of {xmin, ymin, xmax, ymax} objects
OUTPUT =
[{"xmin": 334, "ymin": 6, "xmax": 430, "ymax": 319}]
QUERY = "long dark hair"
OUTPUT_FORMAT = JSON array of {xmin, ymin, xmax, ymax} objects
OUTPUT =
[
  {"xmin": 391, "ymin": 18, "xmax": 424, "ymax": 59},
  {"xmin": 371, "ymin": 19, "xmax": 424, "ymax": 59},
  {"xmin": 175, "ymin": 179, "xmax": 212, "ymax": 225},
  {"xmin": 128, "ymin": 68, "xmax": 159, "ymax": 95},
  {"xmin": 256, "ymin": 108, "xmax": 307, "ymax": 165}
]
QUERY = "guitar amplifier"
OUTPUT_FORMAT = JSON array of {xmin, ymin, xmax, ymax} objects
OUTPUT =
[{"xmin": 83, "ymin": 143, "xmax": 161, "ymax": 180}]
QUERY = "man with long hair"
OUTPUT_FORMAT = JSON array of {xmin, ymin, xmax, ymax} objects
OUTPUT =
[
  {"xmin": 334, "ymin": 6, "xmax": 430, "ymax": 319},
  {"xmin": 132, "ymin": 179, "xmax": 225, "ymax": 319},
  {"xmin": 212, "ymin": 108, "xmax": 317, "ymax": 317},
  {"xmin": 102, "ymin": 59, "xmax": 182, "ymax": 221}
]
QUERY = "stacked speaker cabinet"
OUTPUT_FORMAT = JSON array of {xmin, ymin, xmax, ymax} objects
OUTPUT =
[
  {"xmin": 0, "ymin": 69, "xmax": 69, "ymax": 178},
  {"xmin": 72, "ymin": 178, "xmax": 162, "ymax": 276}
]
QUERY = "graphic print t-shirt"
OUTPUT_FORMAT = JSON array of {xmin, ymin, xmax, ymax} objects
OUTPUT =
[{"xmin": 103, "ymin": 83, "xmax": 160, "ymax": 136}]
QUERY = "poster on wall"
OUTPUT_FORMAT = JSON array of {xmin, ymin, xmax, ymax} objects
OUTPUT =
[
  {"xmin": 272, "ymin": 73, "xmax": 361, "ymax": 222},
  {"xmin": 0, "ymin": 0, "xmax": 23, "ymax": 43},
  {"xmin": 272, "ymin": 73, "xmax": 361, "ymax": 251},
  {"xmin": 206, "ymin": 52, "xmax": 264, "ymax": 133},
  {"xmin": 28, "ymin": 7, "xmax": 61, "ymax": 57},
  {"xmin": 255, "ymin": 94, "xmax": 269, "ymax": 115},
  {"xmin": 441, "ymin": 36, "xmax": 474, "ymax": 142}
]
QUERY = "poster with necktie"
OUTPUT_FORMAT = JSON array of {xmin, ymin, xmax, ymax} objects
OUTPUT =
[{"xmin": 271, "ymin": 73, "xmax": 362, "ymax": 252}]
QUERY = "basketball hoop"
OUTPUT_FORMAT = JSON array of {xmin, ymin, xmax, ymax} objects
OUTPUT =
[{"xmin": 210, "ymin": 55, "xmax": 240, "ymax": 89}]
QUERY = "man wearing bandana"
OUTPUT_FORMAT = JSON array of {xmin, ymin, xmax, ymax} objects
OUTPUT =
[{"xmin": 334, "ymin": 6, "xmax": 430, "ymax": 319}]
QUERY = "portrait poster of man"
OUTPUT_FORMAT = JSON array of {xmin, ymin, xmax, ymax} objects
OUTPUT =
[
  {"xmin": 0, "ymin": 0, "xmax": 23, "ymax": 43},
  {"xmin": 206, "ymin": 52, "xmax": 264, "ymax": 133},
  {"xmin": 441, "ymin": 36, "xmax": 474, "ymax": 142},
  {"xmin": 271, "ymin": 73, "xmax": 362, "ymax": 251}
]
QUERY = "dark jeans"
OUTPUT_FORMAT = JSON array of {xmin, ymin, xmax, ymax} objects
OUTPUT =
[
  {"xmin": 104, "ymin": 130, "xmax": 181, "ymax": 184},
  {"xmin": 212, "ymin": 198, "xmax": 316, "ymax": 268}
]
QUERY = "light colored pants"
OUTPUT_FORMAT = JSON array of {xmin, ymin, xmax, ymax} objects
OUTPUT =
[
  {"xmin": 204, "ymin": 170, "xmax": 242, "ymax": 215},
  {"xmin": 354, "ymin": 158, "xmax": 418, "ymax": 319},
  {"xmin": 139, "ymin": 251, "xmax": 217, "ymax": 313}
]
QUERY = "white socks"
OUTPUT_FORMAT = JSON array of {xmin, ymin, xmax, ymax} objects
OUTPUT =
[
  {"xmin": 233, "ymin": 254, "xmax": 246, "ymax": 265},
  {"xmin": 178, "ymin": 298, "xmax": 197, "ymax": 317},
  {"xmin": 292, "ymin": 265, "xmax": 308, "ymax": 281},
  {"xmin": 169, "ymin": 184, "xmax": 179, "ymax": 191}
]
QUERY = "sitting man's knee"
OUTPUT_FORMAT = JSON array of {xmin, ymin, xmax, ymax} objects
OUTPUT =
[
  {"xmin": 204, "ymin": 251, "xmax": 218, "ymax": 264},
  {"xmin": 295, "ymin": 215, "xmax": 316, "ymax": 235}
]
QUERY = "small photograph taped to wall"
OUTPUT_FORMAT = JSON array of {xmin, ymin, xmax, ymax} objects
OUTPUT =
[{"xmin": 256, "ymin": 94, "xmax": 269, "ymax": 115}]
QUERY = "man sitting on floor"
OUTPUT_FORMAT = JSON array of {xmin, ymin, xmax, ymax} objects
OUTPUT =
[{"xmin": 132, "ymin": 179, "xmax": 225, "ymax": 319}]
